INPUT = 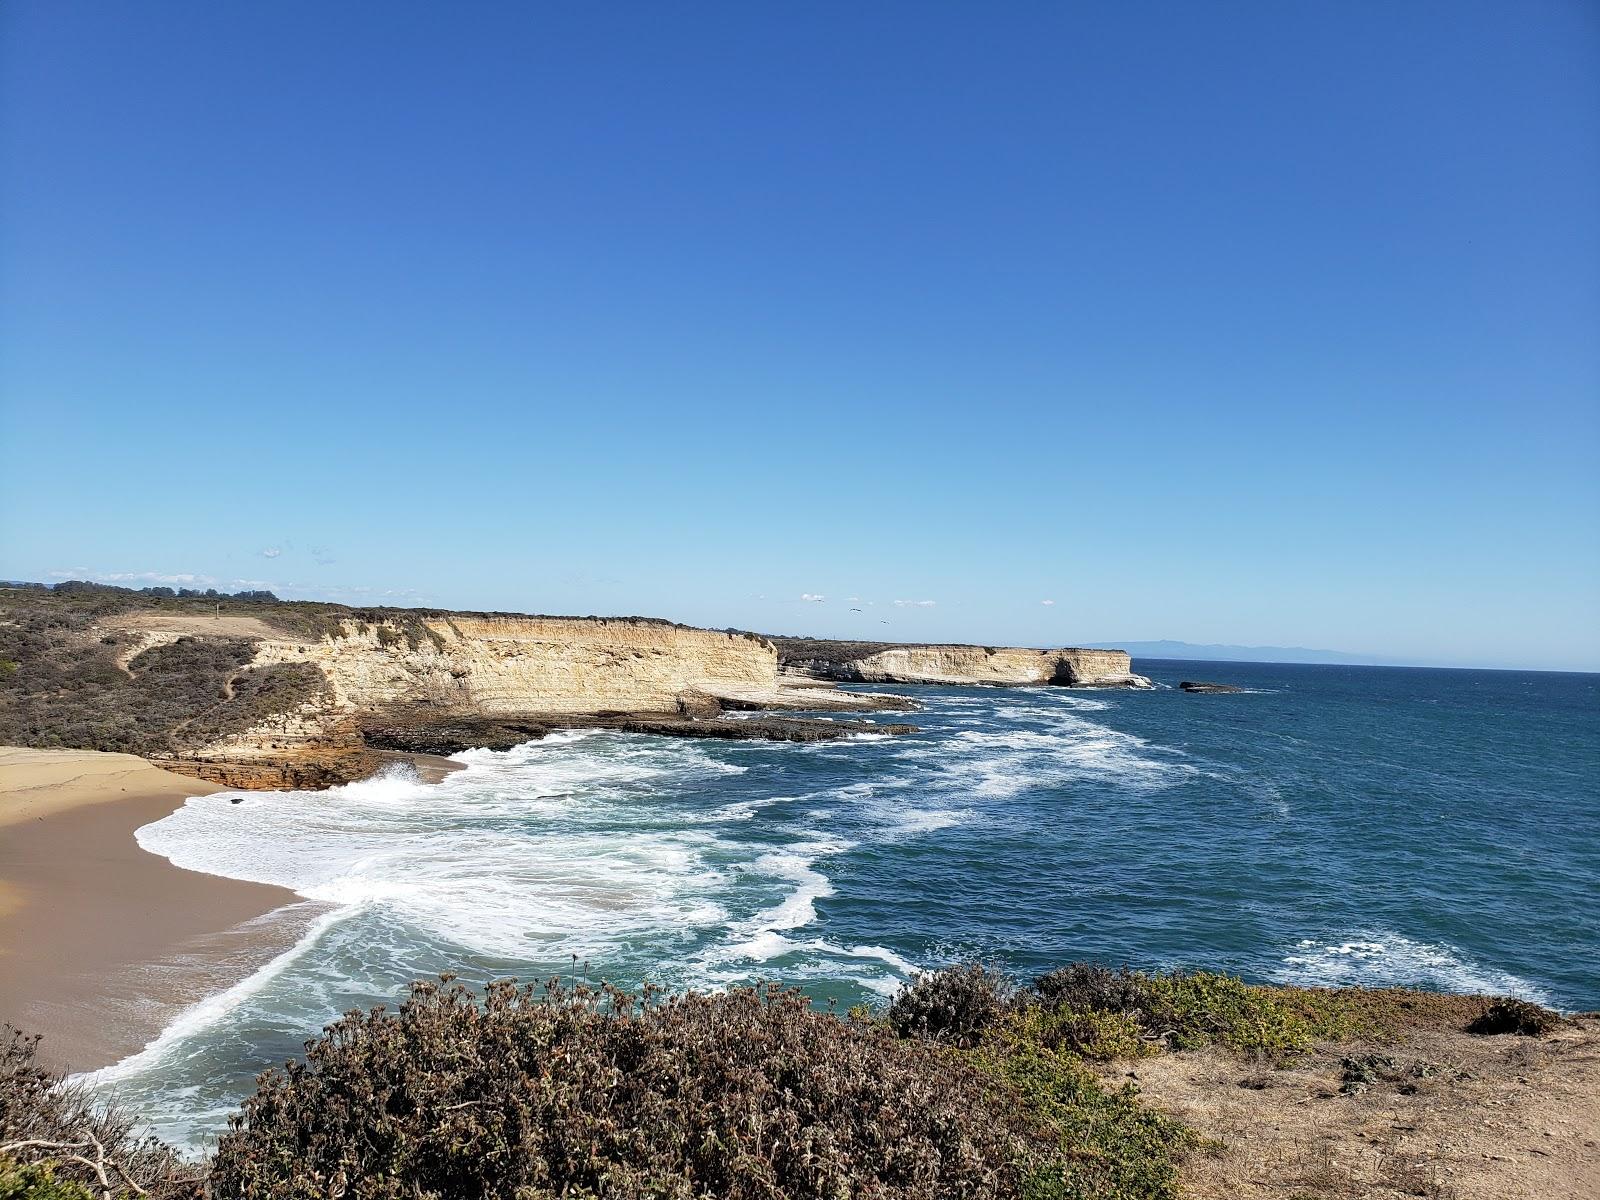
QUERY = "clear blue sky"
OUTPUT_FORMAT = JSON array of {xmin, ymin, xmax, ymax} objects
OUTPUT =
[{"xmin": 2, "ymin": 2, "xmax": 1596, "ymax": 670}]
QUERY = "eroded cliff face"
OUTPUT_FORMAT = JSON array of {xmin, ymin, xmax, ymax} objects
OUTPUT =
[
  {"xmin": 249, "ymin": 616, "xmax": 778, "ymax": 717},
  {"xmin": 102, "ymin": 615, "xmax": 791, "ymax": 788},
  {"xmin": 774, "ymin": 640, "xmax": 1152, "ymax": 688},
  {"xmin": 85, "ymin": 611, "xmax": 1147, "ymax": 790}
]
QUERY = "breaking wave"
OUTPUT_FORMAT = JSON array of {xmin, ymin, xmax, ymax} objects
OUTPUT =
[
  {"xmin": 90, "ymin": 664, "xmax": 1596, "ymax": 1149},
  {"xmin": 1275, "ymin": 933, "xmax": 1552, "ymax": 1004}
]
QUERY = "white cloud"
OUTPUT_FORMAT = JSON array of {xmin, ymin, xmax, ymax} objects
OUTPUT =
[
  {"xmin": 1040, "ymin": 599, "xmax": 1056, "ymax": 606},
  {"xmin": 892, "ymin": 599, "xmax": 936, "ymax": 608},
  {"xmin": 801, "ymin": 593, "xmax": 826, "ymax": 603},
  {"xmin": 261, "ymin": 547, "xmax": 282, "ymax": 558},
  {"xmin": 847, "ymin": 596, "xmax": 861, "ymax": 603}
]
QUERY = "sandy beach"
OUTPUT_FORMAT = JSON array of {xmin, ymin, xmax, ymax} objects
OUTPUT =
[{"xmin": 0, "ymin": 747, "xmax": 309, "ymax": 1073}]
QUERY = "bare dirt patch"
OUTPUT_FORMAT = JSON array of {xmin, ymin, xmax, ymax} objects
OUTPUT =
[
  {"xmin": 1110, "ymin": 1018, "xmax": 1600, "ymax": 1199},
  {"xmin": 99, "ymin": 610, "xmax": 295, "ymax": 641}
]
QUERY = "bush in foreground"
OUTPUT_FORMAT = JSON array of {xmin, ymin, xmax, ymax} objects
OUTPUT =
[
  {"xmin": 0, "ymin": 1026, "xmax": 200, "ymax": 1200},
  {"xmin": 0, "ymin": 1156, "xmax": 95, "ymax": 1200},
  {"xmin": 885, "ymin": 961, "xmax": 1014, "ymax": 1046},
  {"xmin": 13, "ymin": 963, "xmax": 1555, "ymax": 1200},
  {"xmin": 1467, "ymin": 997, "xmax": 1562, "ymax": 1036},
  {"xmin": 211, "ymin": 978, "xmax": 1057, "ymax": 1200}
]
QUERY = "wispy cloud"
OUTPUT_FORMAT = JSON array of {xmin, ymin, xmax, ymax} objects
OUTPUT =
[
  {"xmin": 1040, "ymin": 599, "xmax": 1056, "ymax": 606},
  {"xmin": 261, "ymin": 547, "xmax": 282, "ymax": 558},
  {"xmin": 800, "ymin": 593, "xmax": 826, "ymax": 603},
  {"xmin": 893, "ymin": 599, "xmax": 936, "ymax": 608},
  {"xmin": 328, "ymin": 585, "xmax": 429, "ymax": 603}
]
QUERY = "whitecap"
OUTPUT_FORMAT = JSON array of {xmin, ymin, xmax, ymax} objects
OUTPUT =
[{"xmin": 1274, "ymin": 932, "xmax": 1553, "ymax": 1003}]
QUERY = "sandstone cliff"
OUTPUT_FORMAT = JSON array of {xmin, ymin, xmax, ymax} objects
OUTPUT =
[
  {"xmin": 95, "ymin": 612, "xmax": 914, "ymax": 788},
  {"xmin": 773, "ymin": 639, "xmax": 1153, "ymax": 688},
  {"xmin": 2, "ymin": 583, "xmax": 1152, "ymax": 792}
]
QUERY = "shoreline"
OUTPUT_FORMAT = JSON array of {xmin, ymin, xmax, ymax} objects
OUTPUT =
[{"xmin": 0, "ymin": 748, "xmax": 308, "ymax": 1072}]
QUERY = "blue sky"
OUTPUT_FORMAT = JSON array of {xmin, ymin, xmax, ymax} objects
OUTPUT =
[{"xmin": 2, "ymin": 2, "xmax": 1596, "ymax": 670}]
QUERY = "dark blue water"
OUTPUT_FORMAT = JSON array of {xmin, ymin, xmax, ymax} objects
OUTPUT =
[
  {"xmin": 105, "ymin": 660, "xmax": 1600, "ymax": 1146},
  {"xmin": 824, "ymin": 661, "xmax": 1599, "ymax": 1007}
]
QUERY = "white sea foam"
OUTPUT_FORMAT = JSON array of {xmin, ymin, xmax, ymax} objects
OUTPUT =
[
  {"xmin": 692, "ymin": 834, "xmax": 915, "ymax": 996},
  {"xmin": 1005, "ymin": 688, "xmax": 1112, "ymax": 713},
  {"xmin": 750, "ymin": 838, "xmax": 850, "ymax": 931},
  {"xmin": 79, "ymin": 902, "xmax": 350, "ymax": 1090},
  {"xmin": 1275, "ymin": 932, "xmax": 1552, "ymax": 1003},
  {"xmin": 135, "ymin": 735, "xmax": 748, "ymax": 962},
  {"xmin": 704, "ymin": 796, "xmax": 788, "ymax": 822},
  {"xmin": 887, "ymin": 807, "xmax": 967, "ymax": 834},
  {"xmin": 894, "ymin": 720, "xmax": 1195, "ymax": 797}
]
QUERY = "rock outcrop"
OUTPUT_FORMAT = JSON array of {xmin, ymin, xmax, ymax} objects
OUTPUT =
[
  {"xmin": 40, "ymin": 604, "xmax": 1155, "ymax": 790},
  {"xmin": 773, "ymin": 639, "xmax": 1154, "ymax": 689},
  {"xmin": 95, "ymin": 612, "xmax": 924, "ymax": 788},
  {"xmin": 1178, "ymin": 681, "xmax": 1243, "ymax": 694}
]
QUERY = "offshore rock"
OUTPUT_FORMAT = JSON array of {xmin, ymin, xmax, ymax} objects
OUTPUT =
[{"xmin": 1178, "ymin": 681, "xmax": 1244, "ymax": 694}]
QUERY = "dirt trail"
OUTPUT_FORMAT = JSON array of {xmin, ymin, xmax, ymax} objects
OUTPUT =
[{"xmin": 1115, "ymin": 1018, "xmax": 1599, "ymax": 1199}]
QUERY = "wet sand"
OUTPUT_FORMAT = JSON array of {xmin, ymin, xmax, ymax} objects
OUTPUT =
[{"xmin": 0, "ymin": 748, "xmax": 306, "ymax": 1072}]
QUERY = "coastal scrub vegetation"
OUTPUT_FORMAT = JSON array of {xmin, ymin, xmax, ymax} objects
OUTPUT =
[
  {"xmin": 0, "ymin": 591, "xmax": 327, "ymax": 757},
  {"xmin": 212, "ymin": 977, "xmax": 1048, "ymax": 1199},
  {"xmin": 1, "ymin": 966, "xmax": 1564, "ymax": 1199},
  {"xmin": 0, "ymin": 1027, "xmax": 201, "ymax": 1199}
]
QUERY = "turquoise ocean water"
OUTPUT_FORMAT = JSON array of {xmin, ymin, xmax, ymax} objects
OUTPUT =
[{"xmin": 91, "ymin": 660, "xmax": 1599, "ymax": 1149}]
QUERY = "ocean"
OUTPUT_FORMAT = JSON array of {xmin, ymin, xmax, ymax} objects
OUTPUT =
[{"xmin": 91, "ymin": 660, "xmax": 1599, "ymax": 1150}]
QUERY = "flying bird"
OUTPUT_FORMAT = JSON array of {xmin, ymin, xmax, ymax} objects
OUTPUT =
[{"xmin": 850, "ymin": 607, "xmax": 862, "ymax": 612}]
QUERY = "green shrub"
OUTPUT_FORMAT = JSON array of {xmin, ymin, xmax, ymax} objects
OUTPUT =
[
  {"xmin": 877, "ymin": 966, "xmax": 1193, "ymax": 1199},
  {"xmin": 973, "ymin": 1025, "xmax": 1192, "ymax": 1200},
  {"xmin": 211, "ymin": 978, "xmax": 1055, "ymax": 1200},
  {"xmin": 1012, "ymin": 1004, "xmax": 1158, "ymax": 1061},
  {"xmin": 0, "ymin": 1157, "xmax": 96, "ymax": 1200},
  {"xmin": 886, "ymin": 962, "xmax": 1014, "ymax": 1047},
  {"xmin": 1467, "ymin": 997, "xmax": 1561, "ymax": 1036},
  {"xmin": 1025, "ymin": 965, "xmax": 1318, "ymax": 1057},
  {"xmin": 1274, "ymin": 984, "xmax": 1506, "ymax": 1042},
  {"xmin": 1138, "ymin": 971, "xmax": 1314, "ymax": 1054},
  {"xmin": 1032, "ymin": 964, "xmax": 1149, "ymax": 1014}
]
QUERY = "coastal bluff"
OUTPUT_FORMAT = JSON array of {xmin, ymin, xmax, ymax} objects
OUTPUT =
[
  {"xmin": 0, "ymin": 584, "xmax": 1145, "ymax": 791},
  {"xmin": 101, "ymin": 611, "xmax": 912, "ymax": 788},
  {"xmin": 774, "ymin": 638, "xmax": 1153, "ymax": 689}
]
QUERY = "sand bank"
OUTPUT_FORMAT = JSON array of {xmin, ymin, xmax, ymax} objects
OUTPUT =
[{"xmin": 0, "ymin": 747, "xmax": 308, "ymax": 1072}]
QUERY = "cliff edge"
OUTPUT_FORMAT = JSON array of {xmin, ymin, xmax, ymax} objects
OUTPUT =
[
  {"xmin": 773, "ymin": 638, "xmax": 1153, "ymax": 688},
  {"xmin": 0, "ymin": 585, "xmax": 1150, "ymax": 790}
]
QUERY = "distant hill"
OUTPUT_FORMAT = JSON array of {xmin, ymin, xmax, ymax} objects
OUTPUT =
[{"xmin": 1096, "ymin": 640, "xmax": 1403, "ymax": 667}]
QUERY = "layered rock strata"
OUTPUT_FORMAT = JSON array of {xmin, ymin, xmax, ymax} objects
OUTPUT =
[
  {"xmin": 773, "ymin": 639, "xmax": 1153, "ymax": 688},
  {"xmin": 99, "ymin": 613, "xmax": 922, "ymax": 789}
]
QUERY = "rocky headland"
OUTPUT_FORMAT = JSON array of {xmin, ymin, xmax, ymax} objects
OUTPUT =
[
  {"xmin": 0, "ymin": 584, "xmax": 1150, "ymax": 790},
  {"xmin": 7, "ymin": 585, "xmax": 1152, "ymax": 790},
  {"xmin": 773, "ymin": 638, "xmax": 1154, "ymax": 688}
]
